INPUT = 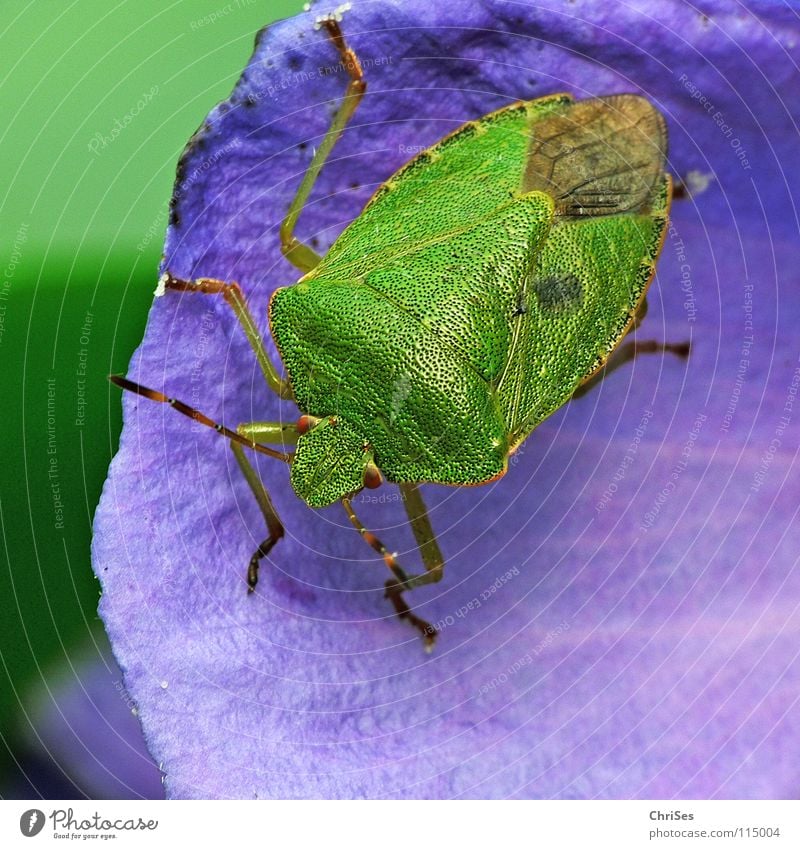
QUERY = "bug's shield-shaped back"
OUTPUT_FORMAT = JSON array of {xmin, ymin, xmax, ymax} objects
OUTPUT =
[
  {"xmin": 523, "ymin": 94, "xmax": 667, "ymax": 217},
  {"xmin": 273, "ymin": 91, "xmax": 670, "ymax": 488}
]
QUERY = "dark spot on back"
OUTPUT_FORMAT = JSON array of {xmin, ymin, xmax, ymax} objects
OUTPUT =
[{"xmin": 532, "ymin": 273, "xmax": 584, "ymax": 312}]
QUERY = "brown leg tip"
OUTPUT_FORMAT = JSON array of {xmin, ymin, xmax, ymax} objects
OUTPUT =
[
  {"xmin": 247, "ymin": 558, "xmax": 259, "ymax": 594},
  {"xmin": 384, "ymin": 579, "xmax": 438, "ymax": 650},
  {"xmin": 422, "ymin": 625, "xmax": 438, "ymax": 653}
]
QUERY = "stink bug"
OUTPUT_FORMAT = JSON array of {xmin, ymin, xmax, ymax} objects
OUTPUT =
[{"xmin": 112, "ymin": 19, "xmax": 688, "ymax": 649}]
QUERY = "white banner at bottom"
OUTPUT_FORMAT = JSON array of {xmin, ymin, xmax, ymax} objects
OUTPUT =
[{"xmin": 2, "ymin": 800, "xmax": 797, "ymax": 848}]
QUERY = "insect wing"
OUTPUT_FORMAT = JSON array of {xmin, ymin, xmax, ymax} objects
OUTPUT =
[
  {"xmin": 523, "ymin": 94, "xmax": 667, "ymax": 216},
  {"xmin": 500, "ymin": 94, "xmax": 671, "ymax": 446}
]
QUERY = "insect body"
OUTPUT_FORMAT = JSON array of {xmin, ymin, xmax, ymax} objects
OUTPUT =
[
  {"xmin": 113, "ymin": 19, "xmax": 685, "ymax": 649},
  {"xmin": 274, "ymin": 92, "xmax": 670, "ymax": 503}
]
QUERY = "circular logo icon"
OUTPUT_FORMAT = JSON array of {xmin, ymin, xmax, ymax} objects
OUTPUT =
[{"xmin": 19, "ymin": 810, "xmax": 45, "ymax": 837}]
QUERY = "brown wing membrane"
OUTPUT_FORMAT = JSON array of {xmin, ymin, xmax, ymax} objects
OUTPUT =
[{"xmin": 522, "ymin": 94, "xmax": 667, "ymax": 216}]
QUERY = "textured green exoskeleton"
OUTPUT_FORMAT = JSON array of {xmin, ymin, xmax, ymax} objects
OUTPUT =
[
  {"xmin": 113, "ymin": 19, "xmax": 685, "ymax": 649},
  {"xmin": 273, "ymin": 92, "xmax": 670, "ymax": 503}
]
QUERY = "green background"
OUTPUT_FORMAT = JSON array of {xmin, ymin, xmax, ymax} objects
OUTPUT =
[{"xmin": 1, "ymin": 0, "xmax": 303, "ymax": 794}]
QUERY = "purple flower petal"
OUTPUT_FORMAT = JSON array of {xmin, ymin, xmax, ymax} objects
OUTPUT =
[
  {"xmin": 19, "ymin": 641, "xmax": 163, "ymax": 799},
  {"xmin": 93, "ymin": 0, "xmax": 800, "ymax": 798}
]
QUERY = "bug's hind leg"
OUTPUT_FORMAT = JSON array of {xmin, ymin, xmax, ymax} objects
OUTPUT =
[
  {"xmin": 279, "ymin": 19, "xmax": 367, "ymax": 272},
  {"xmin": 161, "ymin": 273, "xmax": 292, "ymax": 399},
  {"xmin": 342, "ymin": 484, "xmax": 444, "ymax": 650},
  {"xmin": 572, "ymin": 340, "xmax": 690, "ymax": 399},
  {"xmin": 572, "ymin": 297, "xmax": 690, "ymax": 399}
]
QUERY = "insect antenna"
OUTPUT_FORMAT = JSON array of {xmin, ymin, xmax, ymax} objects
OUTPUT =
[{"xmin": 109, "ymin": 375, "xmax": 292, "ymax": 464}]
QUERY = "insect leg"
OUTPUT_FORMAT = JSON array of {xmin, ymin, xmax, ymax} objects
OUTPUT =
[
  {"xmin": 279, "ymin": 19, "xmax": 367, "ymax": 273},
  {"xmin": 230, "ymin": 428, "xmax": 289, "ymax": 592},
  {"xmin": 238, "ymin": 420, "xmax": 299, "ymax": 448},
  {"xmin": 631, "ymin": 295, "xmax": 649, "ymax": 330},
  {"xmin": 572, "ymin": 297, "xmax": 689, "ymax": 399},
  {"xmin": 111, "ymin": 374, "xmax": 297, "ymax": 588},
  {"xmin": 161, "ymin": 273, "xmax": 293, "ymax": 400},
  {"xmin": 672, "ymin": 180, "xmax": 687, "ymax": 199},
  {"xmin": 398, "ymin": 483, "xmax": 445, "ymax": 587},
  {"xmin": 341, "ymin": 497, "xmax": 437, "ymax": 649},
  {"xmin": 572, "ymin": 338, "xmax": 690, "ymax": 399}
]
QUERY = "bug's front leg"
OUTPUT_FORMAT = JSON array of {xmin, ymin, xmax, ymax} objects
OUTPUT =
[
  {"xmin": 279, "ymin": 19, "xmax": 367, "ymax": 272},
  {"xmin": 231, "ymin": 421, "xmax": 298, "ymax": 591},
  {"xmin": 342, "ymin": 484, "xmax": 444, "ymax": 650}
]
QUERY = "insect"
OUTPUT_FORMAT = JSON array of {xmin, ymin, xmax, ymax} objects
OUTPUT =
[{"xmin": 112, "ymin": 18, "xmax": 688, "ymax": 649}]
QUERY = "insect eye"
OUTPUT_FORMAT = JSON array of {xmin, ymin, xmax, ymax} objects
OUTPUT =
[
  {"xmin": 296, "ymin": 414, "xmax": 320, "ymax": 435},
  {"xmin": 363, "ymin": 462, "xmax": 383, "ymax": 489}
]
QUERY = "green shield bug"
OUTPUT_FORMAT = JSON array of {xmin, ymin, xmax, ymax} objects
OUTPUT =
[{"xmin": 112, "ymin": 18, "xmax": 688, "ymax": 650}]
